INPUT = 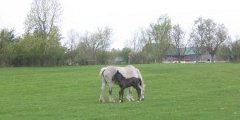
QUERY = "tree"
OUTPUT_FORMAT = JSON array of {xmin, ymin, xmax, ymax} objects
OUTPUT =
[
  {"xmin": 129, "ymin": 28, "xmax": 148, "ymax": 52},
  {"xmin": 190, "ymin": 17, "xmax": 228, "ymax": 63},
  {"xmin": 120, "ymin": 47, "xmax": 132, "ymax": 64},
  {"xmin": 77, "ymin": 27, "xmax": 112, "ymax": 64},
  {"xmin": 127, "ymin": 28, "xmax": 150, "ymax": 64},
  {"xmin": 96, "ymin": 50, "xmax": 110, "ymax": 65},
  {"xmin": 204, "ymin": 20, "xmax": 228, "ymax": 63},
  {"xmin": 23, "ymin": 0, "xmax": 64, "ymax": 66},
  {"xmin": 25, "ymin": 0, "xmax": 62, "ymax": 37},
  {"xmin": 217, "ymin": 43, "xmax": 231, "ymax": 61},
  {"xmin": 66, "ymin": 30, "xmax": 79, "ymax": 65},
  {"xmin": 13, "ymin": 29, "xmax": 65, "ymax": 66},
  {"xmin": 231, "ymin": 39, "xmax": 240, "ymax": 62},
  {"xmin": 0, "ymin": 29, "xmax": 18, "ymax": 66},
  {"xmin": 171, "ymin": 24, "xmax": 186, "ymax": 63},
  {"xmin": 189, "ymin": 17, "xmax": 206, "ymax": 62},
  {"xmin": 148, "ymin": 15, "xmax": 172, "ymax": 63}
]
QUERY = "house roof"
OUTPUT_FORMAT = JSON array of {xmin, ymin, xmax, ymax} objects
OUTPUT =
[{"xmin": 166, "ymin": 47, "xmax": 196, "ymax": 56}]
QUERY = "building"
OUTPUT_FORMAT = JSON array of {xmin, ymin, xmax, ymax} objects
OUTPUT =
[{"xmin": 163, "ymin": 47, "xmax": 212, "ymax": 63}]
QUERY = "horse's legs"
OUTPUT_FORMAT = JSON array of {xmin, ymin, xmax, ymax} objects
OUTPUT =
[
  {"xmin": 108, "ymin": 82, "xmax": 115, "ymax": 102},
  {"xmin": 99, "ymin": 79, "xmax": 106, "ymax": 103},
  {"xmin": 119, "ymin": 88, "xmax": 124, "ymax": 103},
  {"xmin": 127, "ymin": 87, "xmax": 135, "ymax": 101}
]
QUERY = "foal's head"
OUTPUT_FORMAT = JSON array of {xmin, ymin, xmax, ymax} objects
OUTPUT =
[{"xmin": 112, "ymin": 70, "xmax": 125, "ymax": 83}]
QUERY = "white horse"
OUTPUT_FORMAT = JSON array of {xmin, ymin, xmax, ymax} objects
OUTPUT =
[{"xmin": 99, "ymin": 65, "xmax": 145, "ymax": 102}]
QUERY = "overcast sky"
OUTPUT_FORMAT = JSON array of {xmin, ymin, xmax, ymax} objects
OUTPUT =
[{"xmin": 0, "ymin": 0, "xmax": 240, "ymax": 49}]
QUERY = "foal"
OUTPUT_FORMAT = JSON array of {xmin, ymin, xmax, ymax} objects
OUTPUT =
[{"xmin": 112, "ymin": 70, "xmax": 143, "ymax": 102}]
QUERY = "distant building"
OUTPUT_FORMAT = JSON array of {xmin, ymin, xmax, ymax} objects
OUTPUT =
[
  {"xmin": 114, "ymin": 57, "xmax": 125, "ymax": 64},
  {"xmin": 163, "ymin": 47, "xmax": 213, "ymax": 63}
]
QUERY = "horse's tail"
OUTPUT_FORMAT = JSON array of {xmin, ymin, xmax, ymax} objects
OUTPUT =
[{"xmin": 99, "ymin": 67, "xmax": 106, "ymax": 80}]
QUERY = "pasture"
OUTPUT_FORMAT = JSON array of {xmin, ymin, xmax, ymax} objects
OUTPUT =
[{"xmin": 0, "ymin": 64, "xmax": 239, "ymax": 120}]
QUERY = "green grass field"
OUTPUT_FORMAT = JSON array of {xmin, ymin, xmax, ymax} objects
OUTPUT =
[{"xmin": 0, "ymin": 64, "xmax": 240, "ymax": 120}]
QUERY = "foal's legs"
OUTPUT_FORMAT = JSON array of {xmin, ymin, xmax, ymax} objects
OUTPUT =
[{"xmin": 119, "ymin": 88, "xmax": 124, "ymax": 103}]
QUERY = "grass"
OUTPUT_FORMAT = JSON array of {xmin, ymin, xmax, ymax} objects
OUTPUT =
[{"xmin": 0, "ymin": 64, "xmax": 239, "ymax": 120}]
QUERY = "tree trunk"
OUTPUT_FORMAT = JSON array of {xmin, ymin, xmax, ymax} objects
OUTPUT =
[
  {"xmin": 178, "ymin": 54, "xmax": 181, "ymax": 63},
  {"xmin": 210, "ymin": 54, "xmax": 215, "ymax": 63}
]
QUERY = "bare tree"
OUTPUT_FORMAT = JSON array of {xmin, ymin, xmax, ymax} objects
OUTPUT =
[
  {"xmin": 190, "ymin": 17, "xmax": 228, "ymax": 63},
  {"xmin": 189, "ymin": 17, "xmax": 206, "ymax": 62},
  {"xmin": 79, "ymin": 27, "xmax": 112, "ymax": 64},
  {"xmin": 68, "ymin": 30, "xmax": 79, "ymax": 51},
  {"xmin": 126, "ymin": 29, "xmax": 149, "ymax": 63},
  {"xmin": 66, "ymin": 30, "xmax": 80, "ymax": 65},
  {"xmin": 130, "ymin": 28, "xmax": 148, "ymax": 52},
  {"xmin": 25, "ymin": 0, "xmax": 62, "ymax": 37},
  {"xmin": 171, "ymin": 24, "xmax": 186, "ymax": 63}
]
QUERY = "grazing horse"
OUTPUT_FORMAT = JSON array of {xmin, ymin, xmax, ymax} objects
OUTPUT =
[
  {"xmin": 99, "ymin": 65, "xmax": 145, "ymax": 103},
  {"xmin": 112, "ymin": 70, "xmax": 143, "ymax": 102}
]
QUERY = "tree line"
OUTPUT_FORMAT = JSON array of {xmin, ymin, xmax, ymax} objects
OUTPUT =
[{"xmin": 1, "ymin": 0, "xmax": 240, "ymax": 66}]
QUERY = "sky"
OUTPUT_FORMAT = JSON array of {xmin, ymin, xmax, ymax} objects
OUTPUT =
[{"xmin": 0, "ymin": 0, "xmax": 240, "ymax": 49}]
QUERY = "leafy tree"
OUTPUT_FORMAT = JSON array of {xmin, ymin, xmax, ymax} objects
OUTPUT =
[
  {"xmin": 217, "ymin": 43, "xmax": 231, "ymax": 61},
  {"xmin": 96, "ymin": 50, "xmax": 110, "ymax": 65},
  {"xmin": 120, "ymin": 47, "xmax": 131, "ymax": 64},
  {"xmin": 141, "ymin": 43, "xmax": 156, "ymax": 63},
  {"xmin": 22, "ymin": 0, "xmax": 64, "ymax": 66},
  {"xmin": 147, "ymin": 15, "xmax": 172, "ymax": 63},
  {"xmin": 0, "ymin": 29, "xmax": 18, "ymax": 66}
]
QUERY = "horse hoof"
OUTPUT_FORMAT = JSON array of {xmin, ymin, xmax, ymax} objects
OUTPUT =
[{"xmin": 99, "ymin": 99, "xmax": 105, "ymax": 103}]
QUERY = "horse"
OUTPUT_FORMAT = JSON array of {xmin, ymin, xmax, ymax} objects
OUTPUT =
[
  {"xmin": 99, "ymin": 65, "xmax": 145, "ymax": 103},
  {"xmin": 112, "ymin": 70, "xmax": 143, "ymax": 102}
]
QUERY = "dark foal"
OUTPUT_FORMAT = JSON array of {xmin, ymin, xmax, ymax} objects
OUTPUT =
[{"xmin": 112, "ymin": 70, "xmax": 142, "ymax": 102}]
